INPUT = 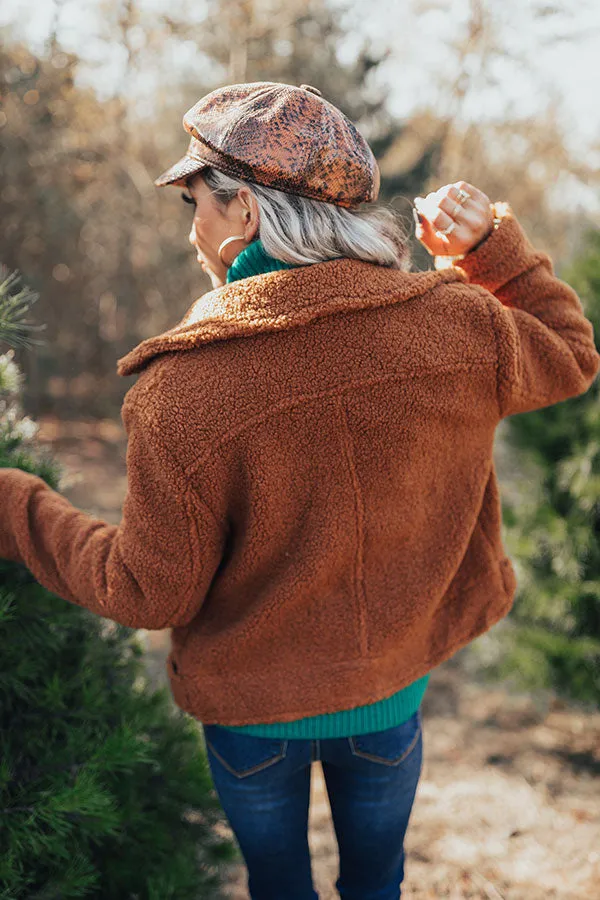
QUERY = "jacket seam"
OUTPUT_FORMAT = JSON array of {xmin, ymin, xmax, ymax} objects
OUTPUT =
[
  {"xmin": 335, "ymin": 397, "xmax": 369, "ymax": 658},
  {"xmin": 140, "ymin": 401, "xmax": 222, "ymax": 628},
  {"xmin": 161, "ymin": 487, "xmax": 221, "ymax": 630},
  {"xmin": 154, "ymin": 489, "xmax": 196, "ymax": 628},
  {"xmin": 487, "ymin": 299, "xmax": 503, "ymax": 420},
  {"xmin": 133, "ymin": 374, "xmax": 225, "ymax": 529},
  {"xmin": 186, "ymin": 482, "xmax": 222, "ymax": 536},
  {"xmin": 136, "ymin": 407, "xmax": 197, "ymax": 629},
  {"xmin": 177, "ymin": 582, "xmax": 516, "ymax": 722},
  {"xmin": 477, "ymin": 463, "xmax": 499, "ymax": 553},
  {"xmin": 182, "ymin": 361, "xmax": 493, "ymax": 480}
]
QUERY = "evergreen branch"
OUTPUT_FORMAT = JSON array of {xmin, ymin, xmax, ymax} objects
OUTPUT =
[
  {"xmin": 0, "ymin": 267, "xmax": 47, "ymax": 351},
  {"xmin": 0, "ymin": 805, "xmax": 36, "ymax": 814}
]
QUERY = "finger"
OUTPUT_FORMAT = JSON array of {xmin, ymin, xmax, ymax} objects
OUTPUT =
[
  {"xmin": 424, "ymin": 182, "xmax": 487, "ymax": 208},
  {"xmin": 416, "ymin": 199, "xmax": 462, "ymax": 241},
  {"xmin": 453, "ymin": 180, "xmax": 489, "ymax": 206},
  {"xmin": 424, "ymin": 186, "xmax": 453, "ymax": 206},
  {"xmin": 415, "ymin": 195, "xmax": 482, "ymax": 239},
  {"xmin": 443, "ymin": 186, "xmax": 485, "ymax": 219},
  {"xmin": 415, "ymin": 218, "xmax": 450, "ymax": 256},
  {"xmin": 414, "ymin": 205, "xmax": 445, "ymax": 244},
  {"xmin": 429, "ymin": 209, "xmax": 472, "ymax": 250},
  {"xmin": 417, "ymin": 219, "xmax": 468, "ymax": 256},
  {"xmin": 438, "ymin": 193, "xmax": 483, "ymax": 226},
  {"xmin": 446, "ymin": 185, "xmax": 477, "ymax": 210},
  {"xmin": 430, "ymin": 206, "xmax": 456, "ymax": 233},
  {"xmin": 422, "ymin": 185, "xmax": 467, "ymax": 219},
  {"xmin": 438, "ymin": 183, "xmax": 465, "ymax": 202},
  {"xmin": 417, "ymin": 203, "xmax": 472, "ymax": 245}
]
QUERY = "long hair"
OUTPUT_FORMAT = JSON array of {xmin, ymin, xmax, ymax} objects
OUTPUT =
[{"xmin": 197, "ymin": 167, "xmax": 412, "ymax": 270}]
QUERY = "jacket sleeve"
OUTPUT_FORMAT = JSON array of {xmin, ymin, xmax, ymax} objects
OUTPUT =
[
  {"xmin": 448, "ymin": 202, "xmax": 600, "ymax": 419},
  {"xmin": 0, "ymin": 388, "xmax": 224, "ymax": 630}
]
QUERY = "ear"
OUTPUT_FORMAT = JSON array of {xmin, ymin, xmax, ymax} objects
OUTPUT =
[{"xmin": 236, "ymin": 187, "xmax": 260, "ymax": 242}]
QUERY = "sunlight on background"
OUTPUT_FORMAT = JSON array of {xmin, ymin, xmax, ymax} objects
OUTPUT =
[
  {"xmin": 2, "ymin": 6, "xmax": 600, "ymax": 898},
  {"xmin": 3, "ymin": 0, "xmax": 600, "ymax": 155},
  {"xmin": 1, "ymin": 0, "xmax": 599, "ymax": 419}
]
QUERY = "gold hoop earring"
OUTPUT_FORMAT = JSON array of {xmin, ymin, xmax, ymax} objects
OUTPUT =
[{"xmin": 218, "ymin": 235, "xmax": 247, "ymax": 267}]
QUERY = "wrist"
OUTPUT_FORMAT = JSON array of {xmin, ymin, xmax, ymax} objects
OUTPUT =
[
  {"xmin": 434, "ymin": 204, "xmax": 503, "ymax": 270},
  {"xmin": 467, "ymin": 208, "xmax": 502, "ymax": 255}
]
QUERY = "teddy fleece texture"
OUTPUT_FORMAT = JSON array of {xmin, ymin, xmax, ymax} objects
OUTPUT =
[
  {"xmin": 1, "ymin": 202, "xmax": 599, "ymax": 727},
  {"xmin": 221, "ymin": 237, "xmax": 430, "ymax": 737}
]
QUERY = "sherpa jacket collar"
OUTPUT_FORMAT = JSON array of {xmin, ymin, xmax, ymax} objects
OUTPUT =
[{"xmin": 116, "ymin": 257, "xmax": 468, "ymax": 377}]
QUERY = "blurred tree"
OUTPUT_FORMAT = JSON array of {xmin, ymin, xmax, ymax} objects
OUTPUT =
[
  {"xmin": 386, "ymin": 0, "xmax": 600, "ymax": 261},
  {"xmin": 3, "ymin": 0, "xmax": 595, "ymax": 419},
  {"xmin": 163, "ymin": 0, "xmax": 442, "ymax": 224},
  {"xmin": 492, "ymin": 229, "xmax": 600, "ymax": 703},
  {"xmin": 0, "ymin": 271, "xmax": 238, "ymax": 898},
  {"xmin": 0, "ymin": 33, "xmax": 205, "ymax": 418},
  {"xmin": 0, "ymin": 1, "xmax": 441, "ymax": 417}
]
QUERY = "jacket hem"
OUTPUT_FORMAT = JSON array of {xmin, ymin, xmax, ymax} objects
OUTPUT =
[{"xmin": 167, "ymin": 556, "xmax": 518, "ymax": 726}]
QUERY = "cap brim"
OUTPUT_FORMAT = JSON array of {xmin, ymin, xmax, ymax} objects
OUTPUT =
[{"xmin": 154, "ymin": 154, "xmax": 208, "ymax": 187}]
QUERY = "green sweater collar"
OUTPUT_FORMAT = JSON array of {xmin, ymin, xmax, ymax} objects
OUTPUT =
[{"xmin": 226, "ymin": 239, "xmax": 296, "ymax": 283}]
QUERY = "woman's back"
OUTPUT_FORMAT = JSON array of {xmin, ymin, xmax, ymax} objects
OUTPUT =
[
  {"xmin": 4, "ymin": 80, "xmax": 598, "ymax": 899},
  {"xmin": 111, "ymin": 202, "xmax": 600, "ymax": 730}
]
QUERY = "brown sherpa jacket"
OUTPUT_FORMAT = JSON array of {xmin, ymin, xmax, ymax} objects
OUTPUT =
[{"xmin": 1, "ymin": 202, "xmax": 599, "ymax": 726}]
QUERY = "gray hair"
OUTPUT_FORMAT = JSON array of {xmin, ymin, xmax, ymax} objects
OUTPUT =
[{"xmin": 196, "ymin": 167, "xmax": 411, "ymax": 270}]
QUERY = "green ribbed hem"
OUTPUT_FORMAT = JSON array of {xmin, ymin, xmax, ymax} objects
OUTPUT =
[{"xmin": 215, "ymin": 675, "xmax": 430, "ymax": 739}]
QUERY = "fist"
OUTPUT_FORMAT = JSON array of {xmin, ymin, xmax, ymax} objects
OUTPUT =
[{"xmin": 413, "ymin": 181, "xmax": 494, "ymax": 257}]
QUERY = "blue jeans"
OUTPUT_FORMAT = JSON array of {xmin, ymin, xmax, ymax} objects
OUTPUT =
[{"xmin": 202, "ymin": 709, "xmax": 423, "ymax": 900}]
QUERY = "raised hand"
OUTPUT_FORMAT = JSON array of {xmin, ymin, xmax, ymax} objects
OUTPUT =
[{"xmin": 413, "ymin": 181, "xmax": 495, "ymax": 257}]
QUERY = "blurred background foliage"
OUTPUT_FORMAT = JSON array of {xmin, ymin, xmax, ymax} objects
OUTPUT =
[
  {"xmin": 471, "ymin": 227, "xmax": 600, "ymax": 705},
  {"xmin": 2, "ymin": 0, "xmax": 598, "ymax": 417},
  {"xmin": 1, "ymin": 0, "xmax": 599, "ymax": 704}
]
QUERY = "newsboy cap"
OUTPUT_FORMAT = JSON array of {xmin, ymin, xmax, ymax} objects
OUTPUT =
[{"xmin": 155, "ymin": 82, "xmax": 380, "ymax": 208}]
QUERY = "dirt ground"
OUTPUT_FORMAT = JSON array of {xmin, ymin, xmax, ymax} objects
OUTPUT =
[{"xmin": 35, "ymin": 414, "xmax": 600, "ymax": 900}]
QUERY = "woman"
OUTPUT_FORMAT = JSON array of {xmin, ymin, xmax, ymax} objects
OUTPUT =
[{"xmin": 1, "ymin": 82, "xmax": 598, "ymax": 900}]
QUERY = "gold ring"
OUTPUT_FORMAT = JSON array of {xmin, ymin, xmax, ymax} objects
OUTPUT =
[
  {"xmin": 452, "ymin": 202, "xmax": 462, "ymax": 218},
  {"xmin": 455, "ymin": 188, "xmax": 470, "ymax": 205},
  {"xmin": 439, "ymin": 220, "xmax": 456, "ymax": 237}
]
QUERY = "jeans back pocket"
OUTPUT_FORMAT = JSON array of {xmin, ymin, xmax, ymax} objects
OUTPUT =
[
  {"xmin": 203, "ymin": 724, "xmax": 289, "ymax": 779},
  {"xmin": 348, "ymin": 710, "xmax": 422, "ymax": 766}
]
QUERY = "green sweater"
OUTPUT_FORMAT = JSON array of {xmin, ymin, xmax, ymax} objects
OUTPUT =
[{"xmin": 218, "ymin": 240, "xmax": 430, "ymax": 738}]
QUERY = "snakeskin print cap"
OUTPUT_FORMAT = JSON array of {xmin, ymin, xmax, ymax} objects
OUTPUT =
[{"xmin": 154, "ymin": 82, "xmax": 380, "ymax": 208}]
